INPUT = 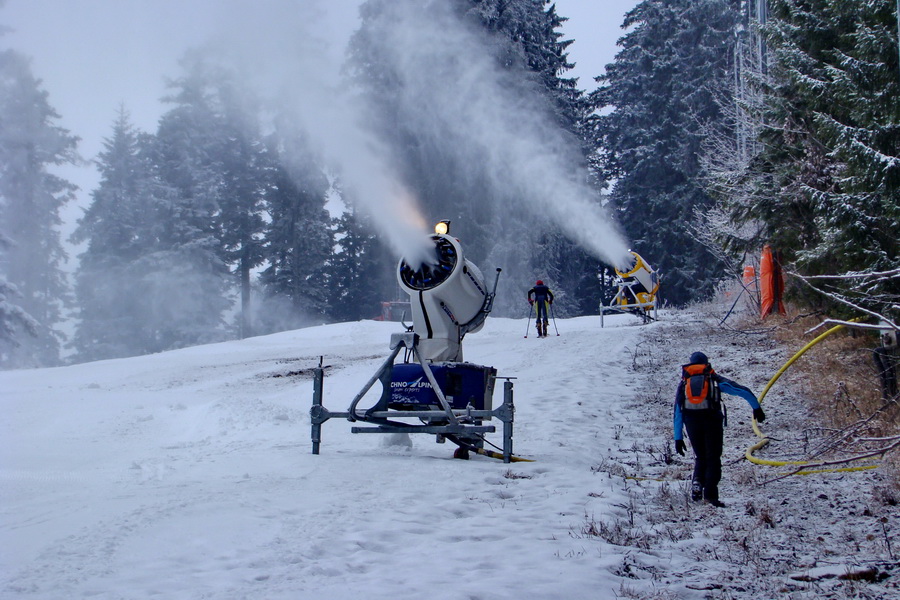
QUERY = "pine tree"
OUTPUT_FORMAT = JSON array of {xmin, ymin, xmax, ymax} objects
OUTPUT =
[
  {"xmin": 328, "ymin": 202, "xmax": 395, "ymax": 322},
  {"xmin": 140, "ymin": 51, "xmax": 237, "ymax": 350},
  {"xmin": 0, "ymin": 49, "xmax": 79, "ymax": 367},
  {"xmin": 588, "ymin": 0, "xmax": 742, "ymax": 306},
  {"xmin": 468, "ymin": 0, "xmax": 604, "ymax": 316},
  {"xmin": 209, "ymin": 78, "xmax": 269, "ymax": 339},
  {"xmin": 70, "ymin": 109, "xmax": 164, "ymax": 361},
  {"xmin": 257, "ymin": 131, "xmax": 333, "ymax": 332},
  {"xmin": 0, "ymin": 233, "xmax": 38, "ymax": 349},
  {"xmin": 467, "ymin": 0, "xmax": 583, "ymax": 135},
  {"xmin": 758, "ymin": 0, "xmax": 899, "ymax": 301}
]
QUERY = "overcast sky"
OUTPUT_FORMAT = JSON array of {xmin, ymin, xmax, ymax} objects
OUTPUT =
[{"xmin": 1, "ymin": 0, "xmax": 639, "ymax": 236}]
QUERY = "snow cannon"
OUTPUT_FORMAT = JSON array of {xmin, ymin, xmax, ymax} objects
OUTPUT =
[
  {"xmin": 397, "ymin": 223, "xmax": 496, "ymax": 362},
  {"xmin": 600, "ymin": 250, "xmax": 660, "ymax": 326},
  {"xmin": 310, "ymin": 221, "xmax": 523, "ymax": 463}
]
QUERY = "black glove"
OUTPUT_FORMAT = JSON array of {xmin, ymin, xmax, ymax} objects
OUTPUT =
[
  {"xmin": 675, "ymin": 439, "xmax": 686, "ymax": 456},
  {"xmin": 753, "ymin": 407, "xmax": 766, "ymax": 423}
]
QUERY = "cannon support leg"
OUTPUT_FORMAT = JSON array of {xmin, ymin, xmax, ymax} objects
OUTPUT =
[
  {"xmin": 311, "ymin": 363, "xmax": 325, "ymax": 455},
  {"xmin": 500, "ymin": 380, "xmax": 515, "ymax": 463}
]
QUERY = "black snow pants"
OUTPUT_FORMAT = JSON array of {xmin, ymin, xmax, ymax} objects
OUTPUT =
[
  {"xmin": 683, "ymin": 409, "xmax": 724, "ymax": 502},
  {"xmin": 534, "ymin": 299, "xmax": 549, "ymax": 323}
]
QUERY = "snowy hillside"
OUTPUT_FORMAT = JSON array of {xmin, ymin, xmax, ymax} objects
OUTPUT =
[
  {"xmin": 2, "ymin": 312, "xmax": 897, "ymax": 599},
  {"xmin": 1, "ymin": 314, "xmax": 652, "ymax": 599}
]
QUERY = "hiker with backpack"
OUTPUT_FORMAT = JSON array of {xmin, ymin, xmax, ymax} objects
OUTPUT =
[
  {"xmin": 673, "ymin": 351, "xmax": 766, "ymax": 507},
  {"xmin": 527, "ymin": 280, "xmax": 554, "ymax": 338}
]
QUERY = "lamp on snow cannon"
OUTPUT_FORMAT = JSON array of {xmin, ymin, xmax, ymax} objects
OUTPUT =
[
  {"xmin": 310, "ymin": 221, "xmax": 520, "ymax": 462},
  {"xmin": 600, "ymin": 250, "xmax": 660, "ymax": 326}
]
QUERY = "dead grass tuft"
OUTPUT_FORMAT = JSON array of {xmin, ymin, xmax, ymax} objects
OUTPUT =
[
  {"xmin": 873, "ymin": 452, "xmax": 900, "ymax": 507},
  {"xmin": 743, "ymin": 307, "xmax": 899, "ymax": 485},
  {"xmin": 768, "ymin": 310, "xmax": 886, "ymax": 426}
]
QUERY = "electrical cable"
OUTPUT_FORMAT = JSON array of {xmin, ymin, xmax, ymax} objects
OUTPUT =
[{"xmin": 447, "ymin": 434, "xmax": 534, "ymax": 462}]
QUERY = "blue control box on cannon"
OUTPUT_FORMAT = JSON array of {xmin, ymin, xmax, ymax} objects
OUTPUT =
[{"xmin": 389, "ymin": 362, "xmax": 496, "ymax": 412}]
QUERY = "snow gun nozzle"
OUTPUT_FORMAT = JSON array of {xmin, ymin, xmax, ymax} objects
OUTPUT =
[
  {"xmin": 396, "ymin": 227, "xmax": 492, "ymax": 362},
  {"xmin": 615, "ymin": 251, "xmax": 637, "ymax": 273}
]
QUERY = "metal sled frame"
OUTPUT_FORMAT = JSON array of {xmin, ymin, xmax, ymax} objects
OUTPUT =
[
  {"xmin": 600, "ymin": 279, "xmax": 658, "ymax": 327},
  {"xmin": 600, "ymin": 251, "xmax": 660, "ymax": 327},
  {"xmin": 310, "ymin": 332, "xmax": 517, "ymax": 463}
]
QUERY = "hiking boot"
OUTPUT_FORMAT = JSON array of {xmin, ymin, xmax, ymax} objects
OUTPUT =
[
  {"xmin": 706, "ymin": 499, "xmax": 726, "ymax": 508},
  {"xmin": 690, "ymin": 482, "xmax": 703, "ymax": 502}
]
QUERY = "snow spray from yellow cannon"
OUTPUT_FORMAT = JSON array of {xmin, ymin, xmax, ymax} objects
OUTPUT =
[
  {"xmin": 310, "ymin": 221, "xmax": 529, "ymax": 463},
  {"xmin": 193, "ymin": 0, "xmax": 637, "ymax": 303}
]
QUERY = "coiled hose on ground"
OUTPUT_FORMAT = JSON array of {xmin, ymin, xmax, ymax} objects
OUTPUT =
[{"xmin": 746, "ymin": 319, "xmax": 878, "ymax": 474}]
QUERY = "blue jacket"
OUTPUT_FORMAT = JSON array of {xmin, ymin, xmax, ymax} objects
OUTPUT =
[{"xmin": 673, "ymin": 369, "xmax": 760, "ymax": 441}]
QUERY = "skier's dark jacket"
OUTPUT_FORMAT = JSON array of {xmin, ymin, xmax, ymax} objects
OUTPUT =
[
  {"xmin": 673, "ymin": 364, "xmax": 760, "ymax": 442},
  {"xmin": 527, "ymin": 284, "xmax": 554, "ymax": 304}
]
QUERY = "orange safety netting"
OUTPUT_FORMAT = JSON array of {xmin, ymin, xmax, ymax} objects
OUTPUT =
[{"xmin": 760, "ymin": 244, "xmax": 786, "ymax": 318}]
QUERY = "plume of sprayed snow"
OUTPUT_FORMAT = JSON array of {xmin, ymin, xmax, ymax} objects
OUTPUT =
[
  {"xmin": 205, "ymin": 0, "xmax": 434, "ymax": 266},
  {"xmin": 359, "ymin": 0, "xmax": 633, "ymax": 270},
  {"xmin": 282, "ymin": 89, "xmax": 434, "ymax": 266},
  {"xmin": 196, "ymin": 0, "xmax": 630, "ymax": 270}
]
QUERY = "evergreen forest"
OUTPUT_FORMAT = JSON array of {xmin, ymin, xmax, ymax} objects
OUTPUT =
[{"xmin": 1, "ymin": 0, "xmax": 897, "ymax": 367}]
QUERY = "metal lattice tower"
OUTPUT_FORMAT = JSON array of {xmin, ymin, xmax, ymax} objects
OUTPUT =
[{"xmin": 734, "ymin": 0, "xmax": 768, "ymax": 162}]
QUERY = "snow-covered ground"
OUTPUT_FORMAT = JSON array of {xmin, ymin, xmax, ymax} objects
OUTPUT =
[{"xmin": 2, "ymin": 310, "xmax": 897, "ymax": 599}]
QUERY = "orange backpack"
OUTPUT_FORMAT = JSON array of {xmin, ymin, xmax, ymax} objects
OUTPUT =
[{"xmin": 682, "ymin": 363, "xmax": 720, "ymax": 410}]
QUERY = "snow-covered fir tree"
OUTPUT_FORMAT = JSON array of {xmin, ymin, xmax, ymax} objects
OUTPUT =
[
  {"xmin": 202, "ymin": 70, "xmax": 270, "ymax": 339},
  {"xmin": 468, "ymin": 0, "xmax": 605, "ymax": 317},
  {"xmin": 753, "ymin": 0, "xmax": 899, "ymax": 309},
  {"xmin": 328, "ymin": 201, "xmax": 395, "ymax": 322},
  {"xmin": 155, "ymin": 50, "xmax": 271, "ymax": 339},
  {"xmin": 138, "ymin": 51, "xmax": 236, "ymax": 351},
  {"xmin": 0, "ymin": 49, "xmax": 78, "ymax": 367},
  {"xmin": 0, "ymin": 233, "xmax": 38, "ymax": 353},
  {"xmin": 69, "ymin": 109, "xmax": 166, "ymax": 361},
  {"xmin": 588, "ymin": 0, "xmax": 742, "ymax": 306},
  {"xmin": 257, "ymin": 128, "xmax": 333, "ymax": 332}
]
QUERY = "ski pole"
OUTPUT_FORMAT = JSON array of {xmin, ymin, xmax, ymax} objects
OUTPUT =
[
  {"xmin": 524, "ymin": 304, "xmax": 532, "ymax": 338},
  {"xmin": 550, "ymin": 303, "xmax": 560, "ymax": 336}
]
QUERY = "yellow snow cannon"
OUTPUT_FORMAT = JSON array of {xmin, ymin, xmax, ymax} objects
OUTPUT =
[{"xmin": 600, "ymin": 250, "xmax": 660, "ymax": 326}]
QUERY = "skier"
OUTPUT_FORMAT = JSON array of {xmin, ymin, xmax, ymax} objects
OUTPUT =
[
  {"xmin": 673, "ymin": 351, "xmax": 766, "ymax": 507},
  {"xmin": 527, "ymin": 280, "xmax": 554, "ymax": 338}
]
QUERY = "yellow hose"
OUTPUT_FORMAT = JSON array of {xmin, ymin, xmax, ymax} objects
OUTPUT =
[
  {"xmin": 474, "ymin": 447, "xmax": 534, "ymax": 462},
  {"xmin": 780, "ymin": 465, "xmax": 877, "ymax": 475},
  {"xmin": 746, "ymin": 318, "xmax": 877, "ymax": 473}
]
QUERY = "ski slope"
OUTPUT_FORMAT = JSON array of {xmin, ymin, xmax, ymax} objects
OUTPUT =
[{"xmin": 3, "ymin": 314, "xmax": 669, "ymax": 599}]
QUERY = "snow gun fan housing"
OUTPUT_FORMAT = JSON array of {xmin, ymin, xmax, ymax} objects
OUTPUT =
[
  {"xmin": 614, "ymin": 251, "xmax": 659, "ymax": 308},
  {"xmin": 601, "ymin": 250, "xmax": 660, "ymax": 326},
  {"xmin": 398, "ymin": 232, "xmax": 491, "ymax": 363}
]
